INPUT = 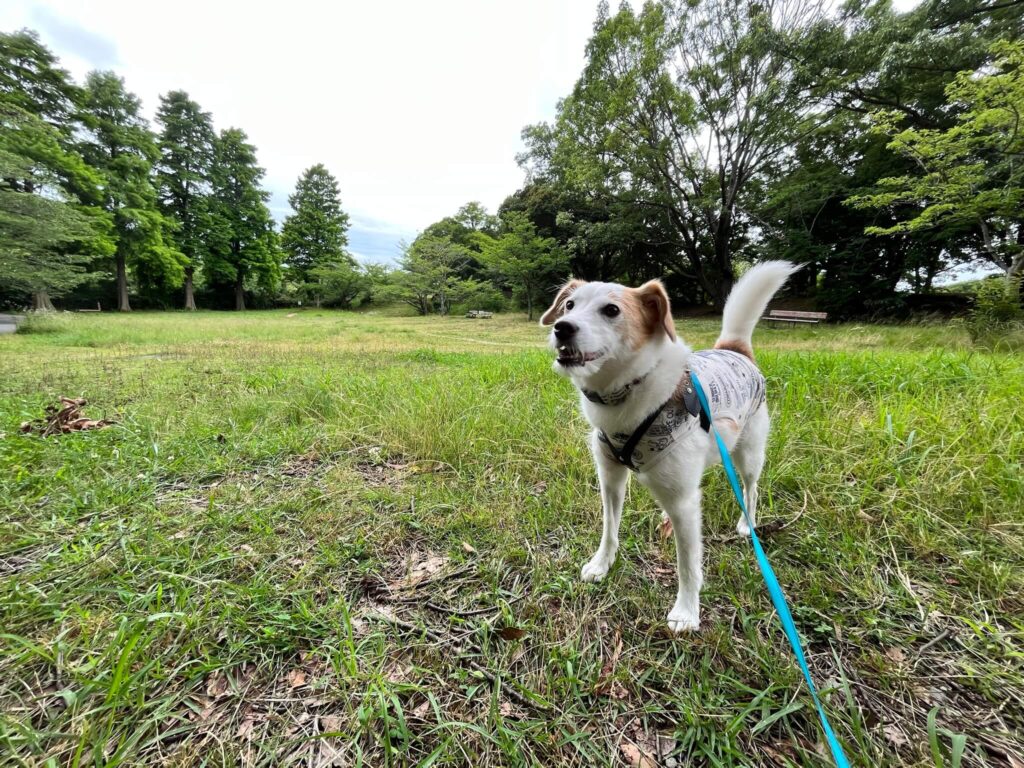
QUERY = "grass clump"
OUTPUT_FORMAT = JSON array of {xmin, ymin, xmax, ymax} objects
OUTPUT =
[{"xmin": 14, "ymin": 311, "xmax": 74, "ymax": 335}]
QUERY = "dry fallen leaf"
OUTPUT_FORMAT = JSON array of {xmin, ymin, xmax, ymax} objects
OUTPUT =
[
  {"xmin": 206, "ymin": 672, "xmax": 229, "ymax": 699},
  {"xmin": 499, "ymin": 700, "xmax": 524, "ymax": 719},
  {"xmin": 411, "ymin": 699, "xmax": 431, "ymax": 720},
  {"xmin": 884, "ymin": 647, "xmax": 906, "ymax": 664},
  {"xmin": 497, "ymin": 626, "xmax": 527, "ymax": 641},
  {"xmin": 607, "ymin": 680, "xmax": 629, "ymax": 700},
  {"xmin": 883, "ymin": 724, "xmax": 909, "ymax": 748},
  {"xmin": 386, "ymin": 662, "xmax": 413, "ymax": 684},
  {"xmin": 619, "ymin": 742, "xmax": 656, "ymax": 768},
  {"xmin": 659, "ymin": 515, "xmax": 674, "ymax": 540},
  {"xmin": 237, "ymin": 716, "xmax": 256, "ymax": 739},
  {"xmin": 321, "ymin": 714, "xmax": 345, "ymax": 732},
  {"xmin": 391, "ymin": 551, "xmax": 449, "ymax": 589},
  {"xmin": 461, "ymin": 541, "xmax": 477, "ymax": 554},
  {"xmin": 286, "ymin": 669, "xmax": 307, "ymax": 689}
]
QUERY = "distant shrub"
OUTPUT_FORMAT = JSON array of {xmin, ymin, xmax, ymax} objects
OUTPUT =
[
  {"xmin": 967, "ymin": 277, "xmax": 1024, "ymax": 350},
  {"xmin": 16, "ymin": 312, "xmax": 72, "ymax": 334}
]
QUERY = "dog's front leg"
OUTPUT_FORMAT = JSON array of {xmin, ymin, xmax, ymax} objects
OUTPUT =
[
  {"xmin": 661, "ymin": 488, "xmax": 703, "ymax": 632},
  {"xmin": 580, "ymin": 449, "xmax": 629, "ymax": 583}
]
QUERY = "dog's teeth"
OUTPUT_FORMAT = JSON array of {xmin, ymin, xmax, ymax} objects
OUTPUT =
[{"xmin": 559, "ymin": 346, "xmax": 566, "ymax": 351}]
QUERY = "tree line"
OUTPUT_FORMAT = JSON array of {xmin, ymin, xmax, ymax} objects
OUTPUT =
[
  {"xmin": 3, "ymin": 0, "xmax": 1023, "ymax": 319},
  {"xmin": 1, "ymin": 30, "xmax": 356, "ymax": 311},
  {"xmin": 400, "ymin": 0, "xmax": 1021, "ymax": 319}
]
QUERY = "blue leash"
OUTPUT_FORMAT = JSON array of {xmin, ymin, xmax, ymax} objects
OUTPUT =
[{"xmin": 690, "ymin": 371, "xmax": 851, "ymax": 768}]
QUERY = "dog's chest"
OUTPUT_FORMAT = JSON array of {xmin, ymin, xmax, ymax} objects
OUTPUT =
[{"xmin": 596, "ymin": 350, "xmax": 765, "ymax": 472}]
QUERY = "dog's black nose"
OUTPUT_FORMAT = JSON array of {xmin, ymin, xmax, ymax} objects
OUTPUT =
[{"xmin": 554, "ymin": 321, "xmax": 577, "ymax": 340}]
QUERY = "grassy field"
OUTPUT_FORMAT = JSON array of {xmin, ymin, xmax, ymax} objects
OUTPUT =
[{"xmin": 1, "ymin": 310, "xmax": 1021, "ymax": 767}]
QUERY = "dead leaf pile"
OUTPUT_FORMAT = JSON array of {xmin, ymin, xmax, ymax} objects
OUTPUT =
[{"xmin": 20, "ymin": 397, "xmax": 114, "ymax": 437}]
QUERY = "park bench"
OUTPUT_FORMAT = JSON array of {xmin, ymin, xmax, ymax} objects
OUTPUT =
[
  {"xmin": 78, "ymin": 302, "xmax": 102, "ymax": 312},
  {"xmin": 762, "ymin": 309, "xmax": 827, "ymax": 327},
  {"xmin": 465, "ymin": 310, "xmax": 493, "ymax": 319}
]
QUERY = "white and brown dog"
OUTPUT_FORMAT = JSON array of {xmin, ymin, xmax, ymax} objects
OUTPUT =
[{"xmin": 541, "ymin": 262, "xmax": 799, "ymax": 632}]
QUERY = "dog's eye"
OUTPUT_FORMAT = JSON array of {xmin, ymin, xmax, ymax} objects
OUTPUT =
[
  {"xmin": 565, "ymin": 300, "xmax": 575, "ymax": 311},
  {"xmin": 602, "ymin": 304, "xmax": 620, "ymax": 318}
]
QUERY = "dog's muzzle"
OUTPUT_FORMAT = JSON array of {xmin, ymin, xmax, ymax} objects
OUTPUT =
[{"xmin": 556, "ymin": 346, "xmax": 603, "ymax": 367}]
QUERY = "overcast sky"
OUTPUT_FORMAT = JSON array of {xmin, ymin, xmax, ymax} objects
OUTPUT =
[
  {"xmin": 3, "ymin": 1, "xmax": 924, "ymax": 266},
  {"xmin": 2, "ymin": 1, "xmax": 611, "ymax": 263}
]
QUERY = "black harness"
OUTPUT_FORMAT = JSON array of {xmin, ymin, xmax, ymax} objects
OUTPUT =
[{"xmin": 595, "ymin": 370, "xmax": 711, "ymax": 472}]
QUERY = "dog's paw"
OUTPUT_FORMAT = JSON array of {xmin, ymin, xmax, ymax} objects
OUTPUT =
[
  {"xmin": 667, "ymin": 604, "xmax": 700, "ymax": 633},
  {"xmin": 736, "ymin": 518, "xmax": 752, "ymax": 537},
  {"xmin": 580, "ymin": 552, "xmax": 614, "ymax": 583}
]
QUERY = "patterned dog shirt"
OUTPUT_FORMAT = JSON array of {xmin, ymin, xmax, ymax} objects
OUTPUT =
[{"xmin": 598, "ymin": 349, "xmax": 766, "ymax": 472}]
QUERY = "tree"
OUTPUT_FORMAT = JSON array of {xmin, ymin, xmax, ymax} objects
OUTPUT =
[
  {"xmin": 454, "ymin": 201, "xmax": 497, "ymax": 234},
  {"xmin": 280, "ymin": 163, "xmax": 351, "ymax": 306},
  {"xmin": 155, "ymin": 91, "xmax": 216, "ymax": 310},
  {"xmin": 0, "ymin": 30, "xmax": 80, "ymax": 132},
  {"xmin": 754, "ymin": 0, "xmax": 1022, "ymax": 315},
  {"xmin": 207, "ymin": 128, "xmax": 280, "ymax": 310},
  {"xmin": 522, "ymin": 0, "xmax": 831, "ymax": 307},
  {"xmin": 77, "ymin": 71, "xmax": 184, "ymax": 311},
  {"xmin": 377, "ymin": 235, "xmax": 479, "ymax": 316},
  {"xmin": 475, "ymin": 212, "xmax": 568, "ymax": 320},
  {"xmin": 306, "ymin": 261, "xmax": 373, "ymax": 308},
  {"xmin": 0, "ymin": 106, "xmax": 114, "ymax": 309},
  {"xmin": 1, "ymin": 33, "xmax": 113, "ymax": 309},
  {"xmin": 848, "ymin": 40, "xmax": 1024, "ymax": 285}
]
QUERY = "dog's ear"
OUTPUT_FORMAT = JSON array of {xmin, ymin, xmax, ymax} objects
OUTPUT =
[
  {"xmin": 540, "ymin": 279, "xmax": 584, "ymax": 326},
  {"xmin": 636, "ymin": 280, "xmax": 676, "ymax": 341}
]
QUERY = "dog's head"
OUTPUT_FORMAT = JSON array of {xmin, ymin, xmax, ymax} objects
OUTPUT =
[{"xmin": 539, "ymin": 279, "xmax": 676, "ymax": 381}]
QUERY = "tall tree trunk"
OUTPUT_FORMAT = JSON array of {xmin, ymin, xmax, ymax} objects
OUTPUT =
[
  {"xmin": 32, "ymin": 290, "xmax": 55, "ymax": 312},
  {"xmin": 183, "ymin": 268, "xmax": 197, "ymax": 310},
  {"xmin": 116, "ymin": 253, "xmax": 131, "ymax": 312},
  {"xmin": 526, "ymin": 291, "xmax": 534, "ymax": 321},
  {"xmin": 234, "ymin": 271, "xmax": 246, "ymax": 311}
]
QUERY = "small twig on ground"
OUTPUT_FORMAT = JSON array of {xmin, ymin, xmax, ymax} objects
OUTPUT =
[
  {"xmin": 917, "ymin": 629, "xmax": 952, "ymax": 654},
  {"xmin": 424, "ymin": 592, "xmax": 527, "ymax": 618}
]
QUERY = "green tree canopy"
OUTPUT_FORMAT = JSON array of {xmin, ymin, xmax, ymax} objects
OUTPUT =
[
  {"xmin": 848, "ymin": 39, "xmax": 1024, "ymax": 283},
  {"xmin": 207, "ymin": 128, "xmax": 280, "ymax": 310},
  {"xmin": 78, "ymin": 71, "xmax": 184, "ymax": 310},
  {"xmin": 522, "ymin": 0, "xmax": 832, "ymax": 307},
  {"xmin": 281, "ymin": 163, "xmax": 351, "ymax": 304},
  {"xmin": 474, "ymin": 211, "xmax": 568, "ymax": 320},
  {"xmin": 0, "ymin": 106, "xmax": 114, "ymax": 309},
  {"xmin": 155, "ymin": 90, "xmax": 217, "ymax": 309},
  {"xmin": 0, "ymin": 30, "xmax": 80, "ymax": 132}
]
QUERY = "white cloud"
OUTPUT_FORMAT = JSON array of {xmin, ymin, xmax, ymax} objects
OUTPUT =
[{"xmin": 3, "ymin": 0, "xmax": 602, "ymax": 262}]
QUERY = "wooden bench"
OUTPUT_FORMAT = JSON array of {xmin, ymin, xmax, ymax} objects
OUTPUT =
[
  {"xmin": 762, "ymin": 309, "xmax": 827, "ymax": 327},
  {"xmin": 78, "ymin": 302, "xmax": 102, "ymax": 312},
  {"xmin": 465, "ymin": 310, "xmax": 493, "ymax": 319}
]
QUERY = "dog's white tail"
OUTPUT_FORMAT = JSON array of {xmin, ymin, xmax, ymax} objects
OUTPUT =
[{"xmin": 715, "ymin": 261, "xmax": 800, "ymax": 358}]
